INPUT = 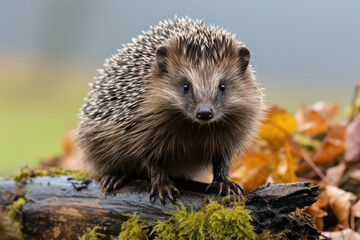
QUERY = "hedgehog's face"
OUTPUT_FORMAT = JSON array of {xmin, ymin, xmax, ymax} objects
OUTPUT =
[{"xmin": 153, "ymin": 42, "xmax": 262, "ymax": 127}]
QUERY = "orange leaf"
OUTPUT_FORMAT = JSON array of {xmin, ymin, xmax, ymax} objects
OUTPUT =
[
  {"xmin": 230, "ymin": 152, "xmax": 277, "ymax": 192},
  {"xmin": 307, "ymin": 205, "xmax": 328, "ymax": 231},
  {"xmin": 311, "ymin": 122, "xmax": 347, "ymax": 165},
  {"xmin": 296, "ymin": 101, "xmax": 338, "ymax": 136},
  {"xmin": 311, "ymin": 138, "xmax": 344, "ymax": 164}
]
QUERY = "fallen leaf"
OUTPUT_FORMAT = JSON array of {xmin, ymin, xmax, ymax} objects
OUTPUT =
[
  {"xmin": 311, "ymin": 122, "xmax": 347, "ymax": 165},
  {"xmin": 327, "ymin": 121, "xmax": 348, "ymax": 141},
  {"xmin": 325, "ymin": 162, "xmax": 346, "ymax": 186},
  {"xmin": 258, "ymin": 105, "xmax": 296, "ymax": 150},
  {"xmin": 271, "ymin": 141, "xmax": 297, "ymax": 183},
  {"xmin": 312, "ymin": 101, "xmax": 339, "ymax": 120},
  {"xmin": 345, "ymin": 115, "xmax": 360, "ymax": 162},
  {"xmin": 307, "ymin": 205, "xmax": 328, "ymax": 231},
  {"xmin": 230, "ymin": 152, "xmax": 277, "ymax": 192},
  {"xmin": 312, "ymin": 138, "xmax": 344, "ymax": 165},
  {"xmin": 325, "ymin": 185, "xmax": 357, "ymax": 228},
  {"xmin": 322, "ymin": 229, "xmax": 360, "ymax": 240},
  {"xmin": 296, "ymin": 101, "xmax": 338, "ymax": 136}
]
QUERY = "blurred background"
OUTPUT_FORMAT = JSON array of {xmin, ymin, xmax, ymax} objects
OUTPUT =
[{"xmin": 0, "ymin": 0, "xmax": 359, "ymax": 176}]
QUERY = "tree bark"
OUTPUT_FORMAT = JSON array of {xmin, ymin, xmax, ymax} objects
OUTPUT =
[{"xmin": 0, "ymin": 176, "xmax": 322, "ymax": 240}]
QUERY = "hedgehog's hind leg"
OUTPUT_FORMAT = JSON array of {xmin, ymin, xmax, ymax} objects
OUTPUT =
[{"xmin": 100, "ymin": 174, "xmax": 128, "ymax": 193}]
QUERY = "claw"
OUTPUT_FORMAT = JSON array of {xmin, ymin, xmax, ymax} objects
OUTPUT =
[
  {"xmin": 173, "ymin": 187, "xmax": 181, "ymax": 196},
  {"xmin": 149, "ymin": 188, "xmax": 156, "ymax": 203},
  {"xmin": 226, "ymin": 185, "xmax": 231, "ymax": 196},
  {"xmin": 159, "ymin": 188, "xmax": 165, "ymax": 205},
  {"xmin": 113, "ymin": 176, "xmax": 126, "ymax": 190},
  {"xmin": 100, "ymin": 175, "xmax": 111, "ymax": 192},
  {"xmin": 100, "ymin": 174, "xmax": 127, "ymax": 194},
  {"xmin": 218, "ymin": 182, "xmax": 223, "ymax": 195},
  {"xmin": 206, "ymin": 179, "xmax": 245, "ymax": 196},
  {"xmin": 149, "ymin": 182, "xmax": 180, "ymax": 205},
  {"xmin": 164, "ymin": 186, "xmax": 175, "ymax": 204},
  {"xmin": 234, "ymin": 182, "xmax": 245, "ymax": 195},
  {"xmin": 105, "ymin": 176, "xmax": 117, "ymax": 193}
]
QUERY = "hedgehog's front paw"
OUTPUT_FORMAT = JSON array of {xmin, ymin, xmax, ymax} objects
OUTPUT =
[
  {"xmin": 149, "ymin": 181, "xmax": 180, "ymax": 205},
  {"xmin": 100, "ymin": 174, "xmax": 128, "ymax": 193},
  {"xmin": 206, "ymin": 178, "xmax": 244, "ymax": 196}
]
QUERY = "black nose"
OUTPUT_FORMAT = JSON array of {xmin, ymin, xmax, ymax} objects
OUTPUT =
[{"xmin": 196, "ymin": 106, "xmax": 214, "ymax": 120}]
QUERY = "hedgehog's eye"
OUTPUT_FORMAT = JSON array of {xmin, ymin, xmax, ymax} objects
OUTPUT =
[
  {"xmin": 183, "ymin": 83, "xmax": 190, "ymax": 93},
  {"xmin": 219, "ymin": 84, "xmax": 226, "ymax": 92}
]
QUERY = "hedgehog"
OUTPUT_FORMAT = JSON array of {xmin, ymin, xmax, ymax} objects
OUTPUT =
[{"xmin": 77, "ymin": 16, "xmax": 264, "ymax": 204}]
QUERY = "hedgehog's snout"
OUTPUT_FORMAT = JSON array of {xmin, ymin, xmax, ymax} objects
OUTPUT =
[{"xmin": 196, "ymin": 106, "xmax": 214, "ymax": 120}]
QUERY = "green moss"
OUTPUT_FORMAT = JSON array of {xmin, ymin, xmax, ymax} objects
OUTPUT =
[
  {"xmin": 6, "ymin": 197, "xmax": 25, "ymax": 221},
  {"xmin": 294, "ymin": 134, "xmax": 322, "ymax": 153},
  {"xmin": 5, "ymin": 197, "xmax": 26, "ymax": 239},
  {"xmin": 151, "ymin": 199, "xmax": 257, "ymax": 240},
  {"xmin": 118, "ymin": 213, "xmax": 150, "ymax": 240},
  {"xmin": 117, "ymin": 197, "xmax": 297, "ymax": 240},
  {"xmin": 257, "ymin": 229, "xmax": 289, "ymax": 240},
  {"xmin": 78, "ymin": 226, "xmax": 106, "ymax": 240},
  {"xmin": 8, "ymin": 167, "xmax": 92, "ymax": 182}
]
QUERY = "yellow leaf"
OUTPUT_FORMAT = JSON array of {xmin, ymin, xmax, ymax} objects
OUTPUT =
[
  {"xmin": 258, "ymin": 105, "xmax": 297, "ymax": 150},
  {"xmin": 271, "ymin": 141, "xmax": 297, "ymax": 184}
]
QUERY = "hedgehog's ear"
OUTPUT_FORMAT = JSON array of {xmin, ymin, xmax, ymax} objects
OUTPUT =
[
  {"xmin": 238, "ymin": 46, "xmax": 251, "ymax": 74},
  {"xmin": 156, "ymin": 46, "xmax": 169, "ymax": 74}
]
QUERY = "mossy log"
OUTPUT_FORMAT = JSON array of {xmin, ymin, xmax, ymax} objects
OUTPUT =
[{"xmin": 0, "ymin": 176, "xmax": 321, "ymax": 239}]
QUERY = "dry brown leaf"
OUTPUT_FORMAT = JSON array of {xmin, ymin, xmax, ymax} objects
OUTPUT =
[
  {"xmin": 325, "ymin": 162, "xmax": 346, "ymax": 186},
  {"xmin": 325, "ymin": 185, "xmax": 357, "ymax": 228},
  {"xmin": 328, "ymin": 121, "xmax": 348, "ymax": 141},
  {"xmin": 322, "ymin": 229, "xmax": 360, "ymax": 240},
  {"xmin": 307, "ymin": 205, "xmax": 328, "ymax": 231},
  {"xmin": 314, "ymin": 189, "xmax": 328, "ymax": 208},
  {"xmin": 345, "ymin": 114, "xmax": 360, "ymax": 162}
]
